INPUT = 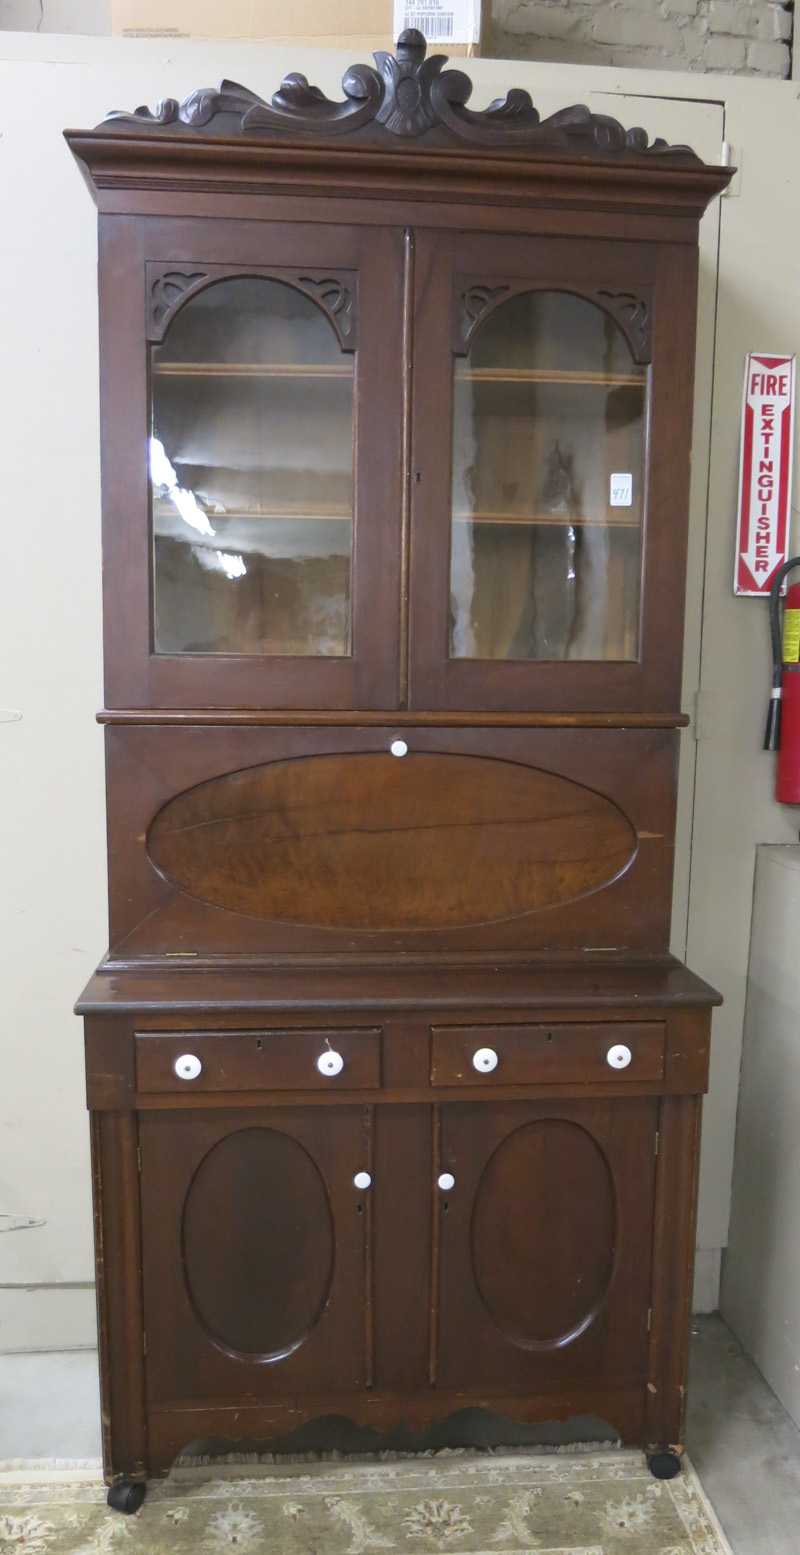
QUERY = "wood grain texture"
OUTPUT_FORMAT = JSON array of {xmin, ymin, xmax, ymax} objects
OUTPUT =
[
  {"xmin": 98, "ymin": 709, "xmax": 692, "ymax": 727},
  {"xmin": 430, "ymin": 1021, "xmax": 664, "ymax": 1086},
  {"xmin": 470, "ymin": 1117, "xmax": 616, "ymax": 1347},
  {"xmin": 147, "ymin": 751, "xmax": 637, "ymax": 931},
  {"xmin": 67, "ymin": 136, "xmax": 731, "ymax": 218},
  {"xmin": 91, "ymin": 1111, "xmax": 148, "ymax": 1484},
  {"xmin": 145, "ymin": 1383, "xmax": 647, "ymax": 1473},
  {"xmin": 373, "ymin": 1104, "xmax": 432, "ymax": 1390},
  {"xmin": 136, "ymin": 1027, "xmax": 381, "ymax": 1093},
  {"xmin": 77, "ymin": 962, "xmax": 723, "ymax": 1016},
  {"xmin": 105, "ymin": 724, "xmax": 675, "ymax": 959},
  {"xmin": 436, "ymin": 1098, "xmax": 657, "ymax": 1389},
  {"xmin": 69, "ymin": 76, "xmax": 724, "ymax": 1482},
  {"xmin": 140, "ymin": 1107, "xmax": 371, "ymax": 1403},
  {"xmin": 182, "ymin": 1125, "xmax": 335, "ymax": 1359},
  {"xmin": 646, "ymin": 1091, "xmax": 705, "ymax": 1451}
]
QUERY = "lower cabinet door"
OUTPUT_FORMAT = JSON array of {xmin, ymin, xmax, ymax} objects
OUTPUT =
[
  {"xmin": 435, "ymin": 1099, "xmax": 658, "ymax": 1391},
  {"xmin": 139, "ymin": 1106, "xmax": 372, "ymax": 1403}
]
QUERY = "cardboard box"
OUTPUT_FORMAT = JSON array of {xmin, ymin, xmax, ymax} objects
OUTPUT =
[{"xmin": 111, "ymin": 1, "xmax": 484, "ymax": 56}]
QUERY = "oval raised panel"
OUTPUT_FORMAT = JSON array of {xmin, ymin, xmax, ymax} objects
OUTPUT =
[
  {"xmin": 472, "ymin": 1120, "xmax": 616, "ymax": 1349},
  {"xmin": 147, "ymin": 752, "xmax": 636, "ymax": 931},
  {"xmin": 182, "ymin": 1128, "xmax": 333, "ymax": 1360}
]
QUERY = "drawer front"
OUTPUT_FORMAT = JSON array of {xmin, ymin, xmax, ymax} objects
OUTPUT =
[
  {"xmin": 430, "ymin": 1022, "xmax": 664, "ymax": 1086},
  {"xmin": 136, "ymin": 1028, "xmax": 382, "ymax": 1094}
]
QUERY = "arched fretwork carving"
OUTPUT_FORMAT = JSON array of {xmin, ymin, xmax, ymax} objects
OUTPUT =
[
  {"xmin": 593, "ymin": 289, "xmax": 651, "ymax": 364},
  {"xmin": 146, "ymin": 265, "xmax": 357, "ymax": 349},
  {"xmin": 455, "ymin": 278, "xmax": 653, "ymax": 363},
  {"xmin": 149, "ymin": 270, "xmax": 208, "ymax": 333}
]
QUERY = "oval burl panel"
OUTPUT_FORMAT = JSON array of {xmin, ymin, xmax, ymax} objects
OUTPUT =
[
  {"xmin": 182, "ymin": 1128, "xmax": 333, "ymax": 1360},
  {"xmin": 472, "ymin": 1120, "xmax": 616, "ymax": 1349},
  {"xmin": 147, "ymin": 752, "xmax": 636, "ymax": 931}
]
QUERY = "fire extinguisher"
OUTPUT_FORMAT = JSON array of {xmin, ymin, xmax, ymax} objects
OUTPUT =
[{"xmin": 765, "ymin": 556, "xmax": 800, "ymax": 803}]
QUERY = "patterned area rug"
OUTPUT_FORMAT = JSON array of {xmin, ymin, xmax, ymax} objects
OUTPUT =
[{"xmin": 0, "ymin": 1452, "xmax": 732, "ymax": 1555}]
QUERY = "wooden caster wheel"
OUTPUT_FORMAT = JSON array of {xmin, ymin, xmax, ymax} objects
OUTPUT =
[
  {"xmin": 647, "ymin": 1450, "xmax": 682, "ymax": 1481},
  {"xmin": 107, "ymin": 1480, "xmax": 146, "ymax": 1514}
]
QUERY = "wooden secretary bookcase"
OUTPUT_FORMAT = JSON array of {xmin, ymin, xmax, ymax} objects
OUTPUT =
[{"xmin": 66, "ymin": 32, "xmax": 730, "ymax": 1513}]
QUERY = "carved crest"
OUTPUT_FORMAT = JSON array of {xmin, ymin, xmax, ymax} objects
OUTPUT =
[{"xmin": 104, "ymin": 28, "xmax": 702, "ymax": 163}]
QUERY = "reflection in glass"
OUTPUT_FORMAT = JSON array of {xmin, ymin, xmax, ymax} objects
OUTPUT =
[
  {"xmin": 151, "ymin": 277, "xmax": 354, "ymax": 656},
  {"xmin": 449, "ymin": 291, "xmax": 646, "ymax": 662}
]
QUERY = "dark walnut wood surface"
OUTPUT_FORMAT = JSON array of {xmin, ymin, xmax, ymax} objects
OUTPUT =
[
  {"xmin": 77, "ymin": 958, "xmax": 720, "ymax": 1016},
  {"xmin": 147, "ymin": 750, "xmax": 638, "ymax": 931},
  {"xmin": 68, "ymin": 32, "xmax": 727, "ymax": 1492},
  {"xmin": 103, "ymin": 725, "xmax": 678, "ymax": 961}
]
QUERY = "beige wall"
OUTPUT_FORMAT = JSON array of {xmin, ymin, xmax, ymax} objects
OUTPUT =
[{"xmin": 0, "ymin": 30, "xmax": 797, "ymax": 1352}]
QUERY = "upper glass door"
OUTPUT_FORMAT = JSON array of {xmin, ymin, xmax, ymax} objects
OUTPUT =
[
  {"xmin": 449, "ymin": 290, "xmax": 645, "ymax": 664},
  {"xmin": 151, "ymin": 276, "xmax": 355, "ymax": 661},
  {"xmin": 409, "ymin": 229, "xmax": 695, "ymax": 713},
  {"xmin": 100, "ymin": 220, "xmax": 403, "ymax": 710}
]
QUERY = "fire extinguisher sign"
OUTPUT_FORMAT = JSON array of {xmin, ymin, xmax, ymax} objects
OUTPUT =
[{"xmin": 734, "ymin": 353, "xmax": 796, "ymax": 595}]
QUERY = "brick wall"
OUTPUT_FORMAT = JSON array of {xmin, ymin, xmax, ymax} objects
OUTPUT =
[{"xmin": 491, "ymin": 0, "xmax": 792, "ymax": 77}]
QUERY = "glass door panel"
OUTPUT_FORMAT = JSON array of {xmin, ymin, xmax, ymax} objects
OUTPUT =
[
  {"xmin": 150, "ymin": 276, "xmax": 354, "ymax": 659},
  {"xmin": 449, "ymin": 291, "xmax": 645, "ymax": 663},
  {"xmin": 407, "ymin": 229, "xmax": 690, "ymax": 714},
  {"xmin": 103, "ymin": 219, "xmax": 403, "ymax": 710}
]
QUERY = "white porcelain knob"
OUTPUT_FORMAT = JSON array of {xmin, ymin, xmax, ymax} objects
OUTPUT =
[
  {"xmin": 438, "ymin": 1172, "xmax": 456, "ymax": 1192},
  {"xmin": 472, "ymin": 1047, "xmax": 499, "ymax": 1073},
  {"xmin": 390, "ymin": 738, "xmax": 408, "ymax": 758},
  {"xmin": 316, "ymin": 1049, "xmax": 344, "ymax": 1078},
  {"xmin": 353, "ymin": 1171, "xmax": 372, "ymax": 1191},
  {"xmin": 607, "ymin": 1043, "xmax": 633, "ymax": 1070},
  {"xmin": 174, "ymin": 1053, "xmax": 202, "ymax": 1081}
]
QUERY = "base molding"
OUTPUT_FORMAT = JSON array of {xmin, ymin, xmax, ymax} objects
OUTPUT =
[{"xmin": 145, "ymin": 1386, "xmax": 646, "ymax": 1477}]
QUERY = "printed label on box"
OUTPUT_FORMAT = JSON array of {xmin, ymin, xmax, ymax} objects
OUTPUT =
[{"xmin": 394, "ymin": 0, "xmax": 480, "ymax": 44}]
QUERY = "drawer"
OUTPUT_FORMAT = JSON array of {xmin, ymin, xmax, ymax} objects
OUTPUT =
[
  {"xmin": 135, "ymin": 1028, "xmax": 382, "ymax": 1093},
  {"xmin": 430, "ymin": 1022, "xmax": 664, "ymax": 1086}
]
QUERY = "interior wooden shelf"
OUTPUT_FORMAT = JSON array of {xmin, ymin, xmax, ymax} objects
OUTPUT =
[
  {"xmin": 457, "ymin": 367, "xmax": 645, "ymax": 387},
  {"xmin": 153, "ymin": 363, "xmax": 644, "ymax": 387},
  {"xmin": 154, "ymin": 502, "xmax": 352, "ymax": 522},
  {"xmin": 154, "ymin": 504, "xmax": 638, "ymax": 528},
  {"xmin": 454, "ymin": 511, "xmax": 641, "ymax": 528},
  {"xmin": 153, "ymin": 362, "xmax": 352, "ymax": 379}
]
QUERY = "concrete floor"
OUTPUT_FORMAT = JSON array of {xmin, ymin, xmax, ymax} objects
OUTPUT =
[
  {"xmin": 1, "ymin": 1315, "xmax": 799, "ymax": 1551},
  {"xmin": 687, "ymin": 1315, "xmax": 800, "ymax": 1554}
]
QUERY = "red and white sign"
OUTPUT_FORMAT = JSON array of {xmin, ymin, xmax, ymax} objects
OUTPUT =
[{"xmin": 734, "ymin": 353, "xmax": 796, "ymax": 595}]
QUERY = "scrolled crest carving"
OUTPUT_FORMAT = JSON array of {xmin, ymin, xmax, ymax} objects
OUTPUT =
[
  {"xmin": 106, "ymin": 81, "xmax": 273, "ymax": 131},
  {"xmin": 103, "ymin": 29, "xmax": 702, "ymax": 163}
]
